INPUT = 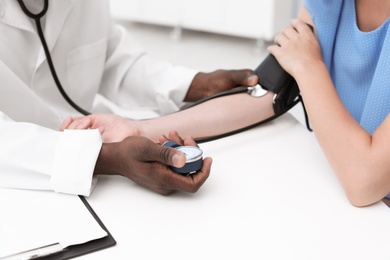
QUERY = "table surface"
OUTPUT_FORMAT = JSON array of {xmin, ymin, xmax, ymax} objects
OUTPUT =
[{"xmin": 83, "ymin": 113, "xmax": 390, "ymax": 260}]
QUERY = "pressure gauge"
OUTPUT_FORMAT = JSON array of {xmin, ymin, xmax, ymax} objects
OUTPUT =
[{"xmin": 162, "ymin": 141, "xmax": 203, "ymax": 175}]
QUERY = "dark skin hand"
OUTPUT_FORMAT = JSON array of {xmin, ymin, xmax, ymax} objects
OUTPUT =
[
  {"xmin": 94, "ymin": 131, "xmax": 212, "ymax": 195},
  {"xmin": 185, "ymin": 69, "xmax": 259, "ymax": 102}
]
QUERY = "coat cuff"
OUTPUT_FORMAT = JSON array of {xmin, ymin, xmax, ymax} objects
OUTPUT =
[{"xmin": 51, "ymin": 129, "xmax": 103, "ymax": 196}]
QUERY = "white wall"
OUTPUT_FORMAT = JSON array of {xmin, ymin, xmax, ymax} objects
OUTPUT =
[{"xmin": 110, "ymin": 0, "xmax": 300, "ymax": 41}]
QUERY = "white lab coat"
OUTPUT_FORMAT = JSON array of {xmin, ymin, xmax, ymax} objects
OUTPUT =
[{"xmin": 0, "ymin": 0, "xmax": 198, "ymax": 195}]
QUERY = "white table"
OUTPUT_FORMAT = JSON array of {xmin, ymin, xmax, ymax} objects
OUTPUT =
[{"xmin": 84, "ymin": 113, "xmax": 390, "ymax": 260}]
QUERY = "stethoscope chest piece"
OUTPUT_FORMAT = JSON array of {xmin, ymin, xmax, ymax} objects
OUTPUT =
[{"xmin": 247, "ymin": 84, "xmax": 268, "ymax": 97}]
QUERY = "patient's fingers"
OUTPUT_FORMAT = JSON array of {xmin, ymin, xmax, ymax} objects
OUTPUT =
[
  {"xmin": 64, "ymin": 117, "xmax": 92, "ymax": 130},
  {"xmin": 59, "ymin": 116, "xmax": 73, "ymax": 131},
  {"xmin": 274, "ymin": 32, "xmax": 288, "ymax": 47}
]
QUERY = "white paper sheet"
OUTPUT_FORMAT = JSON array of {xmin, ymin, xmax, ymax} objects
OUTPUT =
[{"xmin": 0, "ymin": 188, "xmax": 107, "ymax": 259}]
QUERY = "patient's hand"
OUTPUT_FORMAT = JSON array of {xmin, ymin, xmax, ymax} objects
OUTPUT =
[{"xmin": 60, "ymin": 114, "xmax": 142, "ymax": 143}]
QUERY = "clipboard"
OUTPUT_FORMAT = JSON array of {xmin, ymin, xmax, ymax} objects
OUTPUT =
[
  {"xmin": 0, "ymin": 189, "xmax": 116, "ymax": 260},
  {"xmin": 38, "ymin": 196, "xmax": 116, "ymax": 260}
]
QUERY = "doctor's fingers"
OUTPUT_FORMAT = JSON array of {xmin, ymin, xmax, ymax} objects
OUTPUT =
[
  {"xmin": 181, "ymin": 157, "xmax": 212, "ymax": 192},
  {"xmin": 160, "ymin": 130, "xmax": 198, "ymax": 147},
  {"xmin": 166, "ymin": 157, "xmax": 212, "ymax": 193},
  {"xmin": 141, "ymin": 141, "xmax": 211, "ymax": 192},
  {"xmin": 152, "ymin": 157, "xmax": 212, "ymax": 194},
  {"xmin": 225, "ymin": 69, "xmax": 258, "ymax": 87},
  {"xmin": 126, "ymin": 136, "xmax": 186, "ymax": 168},
  {"xmin": 159, "ymin": 130, "xmax": 184, "ymax": 145},
  {"xmin": 130, "ymin": 157, "xmax": 211, "ymax": 195}
]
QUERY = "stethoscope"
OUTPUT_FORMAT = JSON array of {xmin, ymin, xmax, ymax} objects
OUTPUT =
[{"xmin": 17, "ymin": 0, "xmax": 91, "ymax": 115}]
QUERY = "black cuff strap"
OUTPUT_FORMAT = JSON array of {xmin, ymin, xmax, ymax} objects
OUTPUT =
[{"xmin": 254, "ymin": 54, "xmax": 295, "ymax": 95}]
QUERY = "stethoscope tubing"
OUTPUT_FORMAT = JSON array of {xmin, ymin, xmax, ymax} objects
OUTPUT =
[
  {"xmin": 180, "ymin": 87, "xmax": 249, "ymax": 110},
  {"xmin": 17, "ymin": 0, "xmax": 91, "ymax": 115}
]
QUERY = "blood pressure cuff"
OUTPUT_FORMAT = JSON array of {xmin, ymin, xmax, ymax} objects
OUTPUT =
[
  {"xmin": 255, "ymin": 54, "xmax": 294, "ymax": 94},
  {"xmin": 254, "ymin": 24, "xmax": 314, "ymax": 116},
  {"xmin": 254, "ymin": 54, "xmax": 300, "ymax": 115}
]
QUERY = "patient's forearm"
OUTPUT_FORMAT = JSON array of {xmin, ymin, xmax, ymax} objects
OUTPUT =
[{"xmin": 140, "ymin": 92, "xmax": 275, "ymax": 142}]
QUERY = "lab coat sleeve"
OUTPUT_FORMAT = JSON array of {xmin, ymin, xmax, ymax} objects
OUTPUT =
[
  {"xmin": 99, "ymin": 24, "xmax": 199, "ymax": 118},
  {"xmin": 0, "ymin": 112, "xmax": 102, "ymax": 196}
]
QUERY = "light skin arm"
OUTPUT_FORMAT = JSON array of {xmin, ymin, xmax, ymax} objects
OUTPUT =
[
  {"xmin": 61, "ymin": 91, "xmax": 275, "ymax": 143},
  {"xmin": 61, "ymin": 68, "xmax": 276, "ymax": 143},
  {"xmin": 138, "ymin": 91, "xmax": 275, "ymax": 142},
  {"xmin": 268, "ymin": 6, "xmax": 390, "ymax": 206}
]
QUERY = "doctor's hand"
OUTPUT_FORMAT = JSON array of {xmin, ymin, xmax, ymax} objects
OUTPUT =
[
  {"xmin": 94, "ymin": 131, "xmax": 212, "ymax": 195},
  {"xmin": 184, "ymin": 69, "xmax": 258, "ymax": 102}
]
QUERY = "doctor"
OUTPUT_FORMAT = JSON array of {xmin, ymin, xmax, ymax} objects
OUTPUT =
[{"xmin": 0, "ymin": 0, "xmax": 271, "ymax": 195}]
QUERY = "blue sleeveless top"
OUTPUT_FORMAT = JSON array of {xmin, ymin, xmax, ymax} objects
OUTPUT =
[{"xmin": 304, "ymin": 0, "xmax": 390, "ymax": 134}]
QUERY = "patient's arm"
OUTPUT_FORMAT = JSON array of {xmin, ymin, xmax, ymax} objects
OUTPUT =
[
  {"xmin": 144, "ymin": 92, "xmax": 274, "ymax": 142},
  {"xmin": 60, "ymin": 92, "xmax": 275, "ymax": 143}
]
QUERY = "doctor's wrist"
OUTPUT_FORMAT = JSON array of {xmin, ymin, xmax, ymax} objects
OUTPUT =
[
  {"xmin": 185, "ymin": 72, "xmax": 211, "ymax": 102},
  {"xmin": 93, "ymin": 143, "xmax": 120, "ymax": 176}
]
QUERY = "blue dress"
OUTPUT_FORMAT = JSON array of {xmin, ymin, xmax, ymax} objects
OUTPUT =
[{"xmin": 304, "ymin": 0, "xmax": 390, "ymax": 134}]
